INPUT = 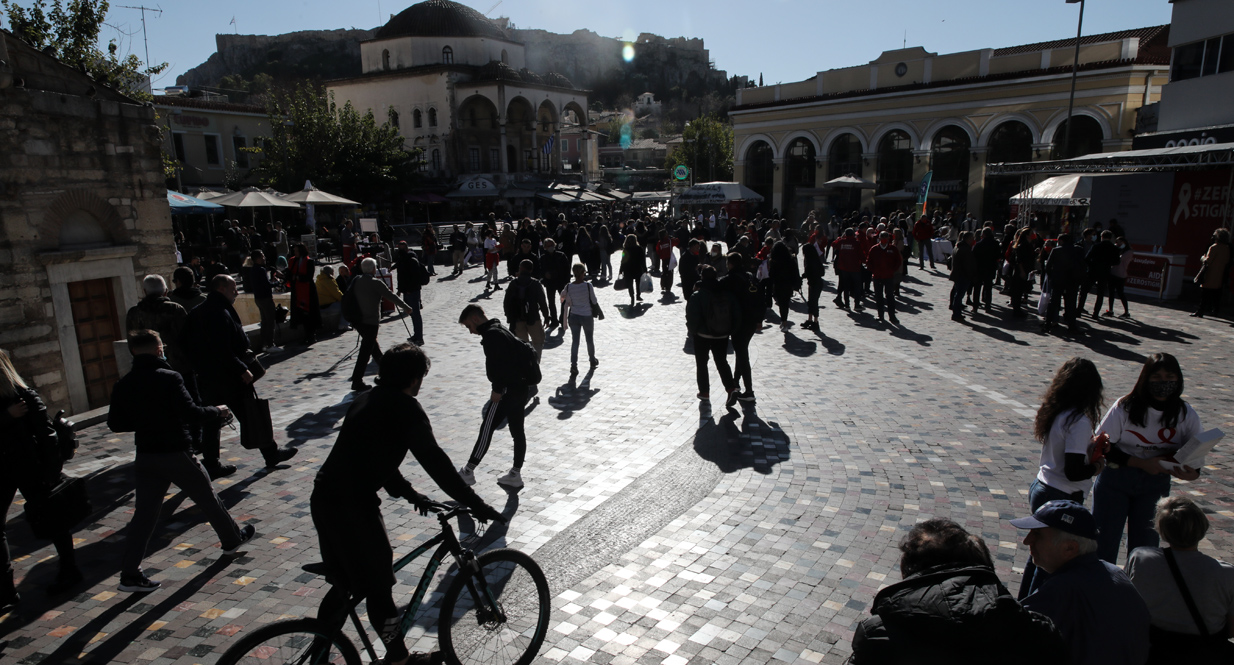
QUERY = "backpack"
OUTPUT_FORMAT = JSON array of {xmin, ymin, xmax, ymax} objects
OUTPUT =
[
  {"xmin": 705, "ymin": 291, "xmax": 735, "ymax": 337},
  {"xmin": 341, "ymin": 277, "xmax": 363, "ymax": 323},
  {"xmin": 415, "ymin": 258, "xmax": 430, "ymax": 286},
  {"xmin": 512, "ymin": 281, "xmax": 535, "ymax": 321},
  {"xmin": 737, "ymin": 273, "xmax": 763, "ymax": 321},
  {"xmin": 499, "ymin": 326, "xmax": 541, "ymax": 386}
]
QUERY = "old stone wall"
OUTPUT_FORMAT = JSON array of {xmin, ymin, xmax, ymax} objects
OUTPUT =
[{"xmin": 0, "ymin": 31, "xmax": 177, "ymax": 415}]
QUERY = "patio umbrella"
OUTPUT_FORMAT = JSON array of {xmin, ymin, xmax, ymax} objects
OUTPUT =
[
  {"xmin": 167, "ymin": 190, "xmax": 224, "ymax": 215},
  {"xmin": 823, "ymin": 174, "xmax": 877, "ymax": 189},
  {"xmin": 212, "ymin": 187, "xmax": 302, "ymax": 209},
  {"xmin": 193, "ymin": 188, "xmax": 230, "ymax": 200},
  {"xmin": 282, "ymin": 180, "xmax": 360, "ymax": 206}
]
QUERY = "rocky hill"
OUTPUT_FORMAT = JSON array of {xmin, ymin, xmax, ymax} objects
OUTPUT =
[{"xmin": 176, "ymin": 28, "xmax": 377, "ymax": 90}]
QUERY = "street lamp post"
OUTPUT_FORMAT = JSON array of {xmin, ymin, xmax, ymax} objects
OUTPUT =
[{"xmin": 1063, "ymin": 0, "xmax": 1086, "ymax": 159}]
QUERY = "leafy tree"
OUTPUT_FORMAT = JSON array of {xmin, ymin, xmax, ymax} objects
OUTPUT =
[
  {"xmin": 664, "ymin": 114, "xmax": 733, "ymax": 182},
  {"xmin": 252, "ymin": 84, "xmax": 421, "ymax": 203},
  {"xmin": 1, "ymin": 0, "xmax": 167, "ymax": 96}
]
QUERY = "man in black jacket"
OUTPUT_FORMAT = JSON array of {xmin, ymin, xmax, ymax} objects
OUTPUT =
[
  {"xmin": 848, "ymin": 518, "xmax": 1065, "ymax": 665},
  {"xmin": 108, "ymin": 330, "xmax": 255, "ymax": 593},
  {"xmin": 720, "ymin": 254, "xmax": 762, "ymax": 403},
  {"xmin": 678, "ymin": 239, "xmax": 702, "ymax": 300},
  {"xmin": 243, "ymin": 250, "xmax": 280, "ymax": 353},
  {"xmin": 390, "ymin": 241, "xmax": 428, "ymax": 344},
  {"xmin": 1042, "ymin": 233, "xmax": 1086, "ymax": 334},
  {"xmin": 504, "ymin": 260, "xmax": 550, "ymax": 361},
  {"xmin": 971, "ymin": 227, "xmax": 1002, "ymax": 312},
  {"xmin": 457, "ymin": 305, "xmax": 533, "ymax": 490},
  {"xmin": 539, "ymin": 238, "xmax": 570, "ymax": 328},
  {"xmin": 184, "ymin": 275, "xmax": 296, "ymax": 472},
  {"xmin": 312, "ymin": 343, "xmax": 503, "ymax": 665},
  {"xmin": 1079, "ymin": 230, "xmax": 1121, "ymax": 318}
]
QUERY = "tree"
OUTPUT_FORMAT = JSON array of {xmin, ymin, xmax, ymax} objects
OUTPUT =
[
  {"xmin": 252, "ymin": 84, "xmax": 421, "ymax": 203},
  {"xmin": 1, "ymin": 0, "xmax": 167, "ymax": 96},
  {"xmin": 664, "ymin": 115, "xmax": 733, "ymax": 182}
]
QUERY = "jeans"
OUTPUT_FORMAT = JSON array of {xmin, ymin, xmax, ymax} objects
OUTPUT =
[
  {"xmin": 693, "ymin": 335, "xmax": 734, "ymax": 396},
  {"xmin": 468, "ymin": 385, "xmax": 529, "ymax": 469},
  {"xmin": 1092, "ymin": 464, "xmax": 1171, "ymax": 564},
  {"xmin": 731, "ymin": 327, "xmax": 755, "ymax": 393},
  {"xmin": 350, "ymin": 322, "xmax": 383, "ymax": 383},
  {"xmin": 123, "ymin": 451, "xmax": 242, "ymax": 576},
  {"xmin": 1018, "ymin": 479, "xmax": 1086, "ymax": 599},
  {"xmin": 567, "ymin": 314, "xmax": 595, "ymax": 367},
  {"xmin": 873, "ymin": 278, "xmax": 896, "ymax": 318}
]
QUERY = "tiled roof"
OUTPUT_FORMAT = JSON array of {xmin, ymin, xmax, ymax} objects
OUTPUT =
[
  {"xmin": 154, "ymin": 95, "xmax": 266, "ymax": 114},
  {"xmin": 993, "ymin": 24, "xmax": 1169, "ymax": 59}
]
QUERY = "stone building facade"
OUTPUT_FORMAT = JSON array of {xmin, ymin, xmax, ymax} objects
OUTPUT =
[{"xmin": 0, "ymin": 30, "xmax": 177, "ymax": 416}]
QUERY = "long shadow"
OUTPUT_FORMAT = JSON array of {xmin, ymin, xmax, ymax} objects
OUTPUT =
[
  {"xmin": 546, "ymin": 369, "xmax": 599, "ymax": 419},
  {"xmin": 294, "ymin": 335, "xmax": 361, "ymax": 383},
  {"xmin": 961, "ymin": 319, "xmax": 1030, "ymax": 346},
  {"xmin": 542, "ymin": 327, "xmax": 566, "ymax": 350},
  {"xmin": 617, "ymin": 302, "xmax": 652, "ymax": 319},
  {"xmin": 283, "ymin": 396, "xmax": 356, "ymax": 448},
  {"xmin": 808, "ymin": 328, "xmax": 846, "ymax": 355},
  {"xmin": 659, "ymin": 292, "xmax": 680, "ymax": 306},
  {"xmin": 1092, "ymin": 315, "xmax": 1199, "ymax": 343},
  {"xmin": 887, "ymin": 322, "xmax": 933, "ymax": 346},
  {"xmin": 1069, "ymin": 328, "xmax": 1149, "ymax": 364},
  {"xmin": 693, "ymin": 404, "xmax": 791, "ymax": 475},
  {"xmin": 781, "ymin": 331, "xmax": 817, "ymax": 357}
]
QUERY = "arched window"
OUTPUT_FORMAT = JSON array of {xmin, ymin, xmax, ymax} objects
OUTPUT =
[
  {"xmin": 743, "ymin": 141, "xmax": 775, "ymax": 212},
  {"xmin": 428, "ymin": 108, "xmax": 437, "ymax": 127},
  {"xmin": 442, "ymin": 46, "xmax": 454, "ymax": 64},
  {"xmin": 501, "ymin": 49, "xmax": 508, "ymax": 64},
  {"xmin": 59, "ymin": 210, "xmax": 109, "ymax": 248},
  {"xmin": 929, "ymin": 125, "xmax": 971, "ymax": 183},
  {"xmin": 431, "ymin": 149, "xmax": 441, "ymax": 171},
  {"xmin": 876, "ymin": 130, "xmax": 912, "ymax": 195},
  {"xmin": 1052, "ymin": 115, "xmax": 1104, "ymax": 160},
  {"xmin": 389, "ymin": 109, "xmax": 400, "ymax": 129},
  {"xmin": 413, "ymin": 109, "xmax": 422, "ymax": 128},
  {"xmin": 827, "ymin": 134, "xmax": 863, "ymax": 180},
  {"xmin": 984, "ymin": 121, "xmax": 1034, "ymax": 223},
  {"xmin": 382, "ymin": 49, "xmax": 391, "ymax": 71},
  {"xmin": 784, "ymin": 138, "xmax": 817, "ymax": 224}
]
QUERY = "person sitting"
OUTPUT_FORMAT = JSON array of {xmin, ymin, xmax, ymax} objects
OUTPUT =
[
  {"xmin": 848, "ymin": 518, "xmax": 1064, "ymax": 664},
  {"xmin": 1126, "ymin": 495, "xmax": 1234, "ymax": 664},
  {"xmin": 1014, "ymin": 500, "xmax": 1151, "ymax": 665}
]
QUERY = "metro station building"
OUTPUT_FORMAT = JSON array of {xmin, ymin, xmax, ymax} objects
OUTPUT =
[{"xmin": 729, "ymin": 25, "xmax": 1172, "ymax": 223}]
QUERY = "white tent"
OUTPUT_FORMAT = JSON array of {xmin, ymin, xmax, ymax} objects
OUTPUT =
[
  {"xmin": 675, "ymin": 181, "xmax": 765, "ymax": 205},
  {"xmin": 1009, "ymin": 174, "xmax": 1100, "ymax": 207}
]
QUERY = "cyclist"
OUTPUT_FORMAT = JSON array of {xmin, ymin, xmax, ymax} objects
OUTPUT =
[{"xmin": 311, "ymin": 343, "xmax": 505, "ymax": 665}]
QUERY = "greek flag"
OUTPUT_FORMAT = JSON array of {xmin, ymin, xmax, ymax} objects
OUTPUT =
[{"xmin": 542, "ymin": 135, "xmax": 555, "ymax": 156}]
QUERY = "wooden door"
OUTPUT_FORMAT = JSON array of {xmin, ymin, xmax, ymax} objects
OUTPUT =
[{"xmin": 68, "ymin": 278, "xmax": 121, "ymax": 409}]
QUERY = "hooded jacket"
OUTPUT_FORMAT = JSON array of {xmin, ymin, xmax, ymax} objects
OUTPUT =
[{"xmin": 849, "ymin": 564, "xmax": 1065, "ymax": 665}]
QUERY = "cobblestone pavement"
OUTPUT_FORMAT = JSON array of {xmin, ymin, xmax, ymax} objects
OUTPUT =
[{"xmin": 3, "ymin": 261, "xmax": 1233, "ymax": 665}]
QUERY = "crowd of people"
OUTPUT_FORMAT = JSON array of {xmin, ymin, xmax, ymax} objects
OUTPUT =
[{"xmin": 2, "ymin": 199, "xmax": 1232, "ymax": 664}]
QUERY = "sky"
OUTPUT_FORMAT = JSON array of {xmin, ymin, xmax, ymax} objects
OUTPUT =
[{"xmin": 75, "ymin": 0, "xmax": 1174, "ymax": 89}]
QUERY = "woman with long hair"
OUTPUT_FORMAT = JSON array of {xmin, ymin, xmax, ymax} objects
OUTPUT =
[
  {"xmin": 1192, "ymin": 228, "xmax": 1230, "ymax": 318},
  {"xmin": 1018, "ymin": 357, "xmax": 1105, "ymax": 598},
  {"xmin": 1093, "ymin": 353, "xmax": 1202, "ymax": 564},
  {"xmin": 619, "ymin": 234, "xmax": 646, "ymax": 306},
  {"xmin": 1008, "ymin": 227, "xmax": 1037, "ymax": 318},
  {"xmin": 0, "ymin": 349, "xmax": 82, "ymax": 607}
]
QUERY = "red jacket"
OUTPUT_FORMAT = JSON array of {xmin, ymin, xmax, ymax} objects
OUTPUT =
[
  {"xmin": 866, "ymin": 243, "xmax": 902, "ymax": 280},
  {"xmin": 913, "ymin": 218, "xmax": 934, "ymax": 242},
  {"xmin": 833, "ymin": 237, "xmax": 865, "ymax": 272}
]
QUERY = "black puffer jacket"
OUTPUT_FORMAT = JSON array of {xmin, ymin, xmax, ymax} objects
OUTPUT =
[
  {"xmin": 848, "ymin": 564, "xmax": 1066, "ymax": 665},
  {"xmin": 0, "ymin": 386, "xmax": 61, "ymax": 486}
]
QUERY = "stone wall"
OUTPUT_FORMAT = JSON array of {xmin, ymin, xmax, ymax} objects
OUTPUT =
[{"xmin": 0, "ymin": 30, "xmax": 177, "ymax": 415}]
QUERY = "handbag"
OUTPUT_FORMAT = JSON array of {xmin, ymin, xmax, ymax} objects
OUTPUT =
[
  {"xmin": 52, "ymin": 409, "xmax": 78, "ymax": 462},
  {"xmin": 588, "ymin": 284, "xmax": 604, "ymax": 320},
  {"xmin": 23, "ymin": 475, "xmax": 91, "ymax": 540},
  {"xmin": 243, "ymin": 388, "xmax": 275, "ymax": 450},
  {"xmin": 244, "ymin": 351, "xmax": 267, "ymax": 382},
  {"xmin": 1037, "ymin": 290, "xmax": 1051, "ymax": 317},
  {"xmin": 1147, "ymin": 549, "xmax": 1234, "ymax": 663},
  {"xmin": 614, "ymin": 277, "xmax": 629, "ymax": 291}
]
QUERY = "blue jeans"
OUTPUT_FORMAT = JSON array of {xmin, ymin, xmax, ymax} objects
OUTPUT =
[
  {"xmin": 567, "ymin": 314, "xmax": 595, "ymax": 367},
  {"xmin": 1018, "ymin": 479, "xmax": 1086, "ymax": 599},
  {"xmin": 1092, "ymin": 464, "xmax": 1171, "ymax": 564}
]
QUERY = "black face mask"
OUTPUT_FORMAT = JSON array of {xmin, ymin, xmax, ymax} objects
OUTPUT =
[{"xmin": 1148, "ymin": 380, "xmax": 1178, "ymax": 401}]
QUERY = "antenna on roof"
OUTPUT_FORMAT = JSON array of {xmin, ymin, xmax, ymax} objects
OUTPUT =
[
  {"xmin": 903, "ymin": 30, "xmax": 907, "ymax": 49},
  {"xmin": 116, "ymin": 4, "xmax": 162, "ymax": 67},
  {"xmin": 485, "ymin": 0, "xmax": 503, "ymax": 16}
]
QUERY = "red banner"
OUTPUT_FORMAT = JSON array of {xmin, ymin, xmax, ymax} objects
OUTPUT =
[
  {"xmin": 1164, "ymin": 170, "xmax": 1232, "ymax": 276},
  {"xmin": 1125, "ymin": 253, "xmax": 1170, "ymax": 294}
]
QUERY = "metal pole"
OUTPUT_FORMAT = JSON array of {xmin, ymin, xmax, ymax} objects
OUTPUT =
[{"xmin": 1063, "ymin": 0, "xmax": 1086, "ymax": 159}]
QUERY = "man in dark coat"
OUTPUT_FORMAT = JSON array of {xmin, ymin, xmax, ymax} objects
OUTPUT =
[
  {"xmin": 1042, "ymin": 233, "xmax": 1086, "ymax": 334},
  {"xmin": 183, "ymin": 275, "xmax": 296, "ymax": 473},
  {"xmin": 1079, "ymin": 230, "xmax": 1121, "ymax": 318},
  {"xmin": 390, "ymin": 241, "xmax": 428, "ymax": 344},
  {"xmin": 971, "ymin": 227, "xmax": 1002, "ymax": 312},
  {"xmin": 677, "ymin": 239, "xmax": 702, "ymax": 300},
  {"xmin": 848, "ymin": 518, "xmax": 1065, "ymax": 665},
  {"xmin": 539, "ymin": 238, "xmax": 570, "ymax": 328},
  {"xmin": 949, "ymin": 232, "xmax": 978, "ymax": 322}
]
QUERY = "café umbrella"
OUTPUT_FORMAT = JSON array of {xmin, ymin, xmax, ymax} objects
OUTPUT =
[
  {"xmin": 823, "ymin": 174, "xmax": 877, "ymax": 189},
  {"xmin": 281, "ymin": 180, "xmax": 360, "ymax": 206},
  {"xmin": 212, "ymin": 187, "xmax": 301, "ymax": 226}
]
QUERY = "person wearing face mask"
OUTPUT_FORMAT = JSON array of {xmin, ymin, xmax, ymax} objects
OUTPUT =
[
  {"xmin": 1107, "ymin": 236, "xmax": 1133, "ymax": 318},
  {"xmin": 1092, "ymin": 353, "xmax": 1202, "ymax": 565},
  {"xmin": 866, "ymin": 231, "xmax": 901, "ymax": 325}
]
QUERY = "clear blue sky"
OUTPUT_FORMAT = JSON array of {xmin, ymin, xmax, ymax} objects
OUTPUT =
[{"xmin": 88, "ymin": 0, "xmax": 1173, "ymax": 88}]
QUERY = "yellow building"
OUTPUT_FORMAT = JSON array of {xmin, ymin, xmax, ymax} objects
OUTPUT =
[{"xmin": 730, "ymin": 25, "xmax": 1171, "ymax": 224}]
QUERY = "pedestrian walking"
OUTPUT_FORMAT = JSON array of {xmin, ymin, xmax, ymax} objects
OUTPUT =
[
  {"xmin": 504, "ymin": 260, "xmax": 550, "ymax": 361},
  {"xmin": 913, "ymin": 215, "xmax": 936, "ymax": 269},
  {"xmin": 457, "ymin": 305, "xmax": 539, "ymax": 490},
  {"xmin": 1042, "ymin": 233, "xmax": 1085, "ymax": 334},
  {"xmin": 346, "ymin": 258, "xmax": 414, "ymax": 392},
  {"xmin": 619, "ymin": 234, "xmax": 647, "ymax": 306},
  {"xmin": 0, "ymin": 349, "xmax": 82, "ymax": 602},
  {"xmin": 449, "ymin": 224, "xmax": 467, "ymax": 275},
  {"xmin": 391, "ymin": 241, "xmax": 430, "ymax": 345},
  {"xmin": 286, "ymin": 243, "xmax": 321, "ymax": 346},
  {"xmin": 769, "ymin": 234, "xmax": 800, "ymax": 331},
  {"xmin": 677, "ymin": 239, "xmax": 701, "ymax": 300},
  {"xmin": 1079, "ymin": 230, "xmax": 1120, "ymax": 318},
  {"xmin": 720, "ymin": 253, "xmax": 762, "ymax": 403},
  {"xmin": 972, "ymin": 227, "xmax": 1001, "ymax": 312},
  {"xmin": 833, "ymin": 228, "xmax": 864, "ymax": 311},
  {"xmin": 107, "ymin": 330, "xmax": 255, "ymax": 593},
  {"xmin": 802, "ymin": 232, "xmax": 827, "ymax": 330},
  {"xmin": 1107, "ymin": 236, "xmax": 1133, "ymax": 318},
  {"xmin": 183, "ymin": 275, "xmax": 297, "ymax": 473},
  {"xmin": 1192, "ymin": 228, "xmax": 1230, "ymax": 318},
  {"xmin": 561, "ymin": 264, "xmax": 601, "ymax": 374},
  {"xmin": 482, "ymin": 227, "xmax": 502, "ymax": 291},
  {"xmin": 949, "ymin": 232, "xmax": 976, "ymax": 322},
  {"xmin": 243, "ymin": 250, "xmax": 281, "ymax": 353},
  {"xmin": 421, "ymin": 224, "xmax": 439, "ymax": 276},
  {"xmin": 686, "ymin": 266, "xmax": 740, "ymax": 405},
  {"xmin": 1092, "ymin": 353, "xmax": 1203, "ymax": 564},
  {"xmin": 866, "ymin": 231, "xmax": 901, "ymax": 325},
  {"xmin": 540, "ymin": 238, "xmax": 570, "ymax": 327}
]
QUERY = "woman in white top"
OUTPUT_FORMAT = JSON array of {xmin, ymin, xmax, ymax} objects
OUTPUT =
[
  {"xmin": 561, "ymin": 264, "xmax": 600, "ymax": 374},
  {"xmin": 482, "ymin": 228, "xmax": 501, "ymax": 291},
  {"xmin": 1094, "ymin": 352, "xmax": 1202, "ymax": 564},
  {"xmin": 1018, "ymin": 357, "xmax": 1106, "ymax": 598},
  {"xmin": 1126, "ymin": 495, "xmax": 1234, "ymax": 662}
]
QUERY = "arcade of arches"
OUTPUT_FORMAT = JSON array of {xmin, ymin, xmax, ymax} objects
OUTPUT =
[{"xmin": 453, "ymin": 94, "xmax": 587, "ymax": 176}]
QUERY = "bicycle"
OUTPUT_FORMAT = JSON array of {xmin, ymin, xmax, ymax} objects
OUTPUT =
[{"xmin": 216, "ymin": 501, "xmax": 551, "ymax": 665}]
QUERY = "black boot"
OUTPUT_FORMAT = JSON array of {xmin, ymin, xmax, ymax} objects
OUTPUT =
[{"xmin": 1, "ymin": 570, "xmax": 20, "ymax": 611}]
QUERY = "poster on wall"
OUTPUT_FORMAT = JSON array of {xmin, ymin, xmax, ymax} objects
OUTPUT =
[
  {"xmin": 1125, "ymin": 253, "xmax": 1170, "ymax": 295},
  {"xmin": 1163, "ymin": 170, "xmax": 1232, "ymax": 276},
  {"xmin": 1089, "ymin": 173, "xmax": 1173, "ymax": 247}
]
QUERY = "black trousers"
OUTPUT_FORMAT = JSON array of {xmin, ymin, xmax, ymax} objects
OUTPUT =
[
  {"xmin": 837, "ymin": 271, "xmax": 862, "ymax": 306},
  {"xmin": 199, "ymin": 377, "xmax": 280, "ymax": 464},
  {"xmin": 1, "ymin": 472, "xmax": 75, "ymax": 579},
  {"xmin": 351, "ymin": 323, "xmax": 383, "ymax": 383},
  {"xmin": 693, "ymin": 335, "xmax": 734, "ymax": 396},
  {"xmin": 1045, "ymin": 282, "xmax": 1079, "ymax": 328},
  {"xmin": 468, "ymin": 385, "xmax": 529, "ymax": 469},
  {"xmin": 873, "ymin": 278, "xmax": 896, "ymax": 317},
  {"xmin": 680, "ymin": 277, "xmax": 697, "ymax": 301},
  {"xmin": 731, "ymin": 328, "xmax": 755, "ymax": 393},
  {"xmin": 806, "ymin": 277, "xmax": 823, "ymax": 318}
]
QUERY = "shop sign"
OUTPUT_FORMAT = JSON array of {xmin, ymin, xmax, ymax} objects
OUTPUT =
[
  {"xmin": 673, "ymin": 164, "xmax": 689, "ymax": 181},
  {"xmin": 1125, "ymin": 253, "xmax": 1170, "ymax": 294},
  {"xmin": 172, "ymin": 114, "xmax": 211, "ymax": 128}
]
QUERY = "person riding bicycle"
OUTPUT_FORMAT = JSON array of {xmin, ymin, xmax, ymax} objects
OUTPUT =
[{"xmin": 311, "ymin": 343, "xmax": 505, "ymax": 665}]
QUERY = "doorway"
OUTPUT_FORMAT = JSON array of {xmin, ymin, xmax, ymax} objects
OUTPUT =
[{"xmin": 68, "ymin": 277, "xmax": 121, "ymax": 409}]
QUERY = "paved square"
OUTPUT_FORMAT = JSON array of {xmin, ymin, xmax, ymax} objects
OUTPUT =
[{"xmin": 3, "ymin": 263, "xmax": 1231, "ymax": 665}]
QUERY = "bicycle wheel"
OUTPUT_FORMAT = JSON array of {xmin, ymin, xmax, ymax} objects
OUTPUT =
[
  {"xmin": 439, "ymin": 548, "xmax": 551, "ymax": 665},
  {"xmin": 215, "ymin": 618, "xmax": 362, "ymax": 665}
]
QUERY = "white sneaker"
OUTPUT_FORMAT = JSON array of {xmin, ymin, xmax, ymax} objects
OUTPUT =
[
  {"xmin": 458, "ymin": 466, "xmax": 476, "ymax": 486},
  {"xmin": 496, "ymin": 469, "xmax": 523, "ymax": 489},
  {"xmin": 265, "ymin": 345, "xmax": 284, "ymax": 353}
]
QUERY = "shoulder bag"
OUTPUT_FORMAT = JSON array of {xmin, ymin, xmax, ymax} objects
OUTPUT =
[
  {"xmin": 1145, "ymin": 549, "xmax": 1234, "ymax": 663},
  {"xmin": 588, "ymin": 283, "xmax": 604, "ymax": 320},
  {"xmin": 24, "ymin": 474, "xmax": 91, "ymax": 540},
  {"xmin": 243, "ymin": 387, "xmax": 275, "ymax": 450}
]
